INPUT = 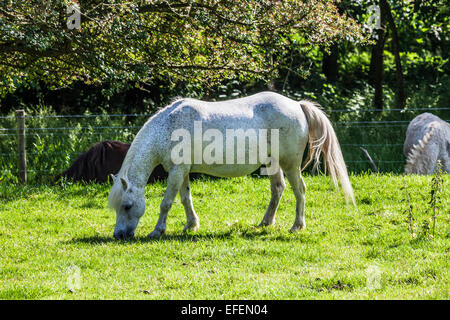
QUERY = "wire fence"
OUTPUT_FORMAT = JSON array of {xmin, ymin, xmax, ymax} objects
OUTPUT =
[{"xmin": 1, "ymin": 106, "xmax": 449, "ymax": 184}]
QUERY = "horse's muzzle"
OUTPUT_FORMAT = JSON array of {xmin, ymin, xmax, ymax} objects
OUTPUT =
[{"xmin": 113, "ymin": 229, "xmax": 135, "ymax": 240}]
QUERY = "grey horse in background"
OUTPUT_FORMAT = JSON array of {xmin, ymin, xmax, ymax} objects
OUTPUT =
[{"xmin": 404, "ymin": 113, "xmax": 450, "ymax": 174}]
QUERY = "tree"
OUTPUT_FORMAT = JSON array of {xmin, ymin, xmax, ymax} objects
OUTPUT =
[
  {"xmin": 369, "ymin": 0, "xmax": 387, "ymax": 110},
  {"xmin": 0, "ymin": 0, "xmax": 366, "ymax": 97},
  {"xmin": 322, "ymin": 44, "xmax": 339, "ymax": 82},
  {"xmin": 381, "ymin": 0, "xmax": 405, "ymax": 109}
]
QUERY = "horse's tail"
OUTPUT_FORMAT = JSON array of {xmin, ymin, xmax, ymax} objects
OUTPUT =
[
  {"xmin": 404, "ymin": 127, "xmax": 436, "ymax": 174},
  {"xmin": 300, "ymin": 100, "xmax": 355, "ymax": 206}
]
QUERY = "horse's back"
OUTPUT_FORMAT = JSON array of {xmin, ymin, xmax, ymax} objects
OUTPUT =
[
  {"xmin": 166, "ymin": 91, "xmax": 307, "ymax": 130},
  {"xmin": 151, "ymin": 92, "xmax": 310, "ymax": 175},
  {"xmin": 164, "ymin": 91, "xmax": 309, "ymax": 154},
  {"xmin": 404, "ymin": 113, "xmax": 449, "ymax": 157}
]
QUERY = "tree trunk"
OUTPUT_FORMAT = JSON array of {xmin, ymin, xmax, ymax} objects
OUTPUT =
[
  {"xmin": 381, "ymin": 0, "xmax": 406, "ymax": 109},
  {"xmin": 369, "ymin": 1, "xmax": 388, "ymax": 111},
  {"xmin": 322, "ymin": 44, "xmax": 339, "ymax": 82}
]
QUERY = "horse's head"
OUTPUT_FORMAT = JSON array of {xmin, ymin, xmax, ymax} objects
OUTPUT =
[{"xmin": 108, "ymin": 170, "xmax": 145, "ymax": 240}]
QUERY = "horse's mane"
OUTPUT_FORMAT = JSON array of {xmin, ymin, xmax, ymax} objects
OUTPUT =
[
  {"xmin": 404, "ymin": 127, "xmax": 435, "ymax": 174},
  {"xmin": 58, "ymin": 100, "xmax": 187, "ymax": 185},
  {"xmin": 403, "ymin": 113, "xmax": 450, "ymax": 174},
  {"xmin": 118, "ymin": 98, "xmax": 184, "ymax": 174},
  {"xmin": 55, "ymin": 140, "xmax": 130, "ymax": 183},
  {"xmin": 56, "ymin": 139, "xmax": 170, "ymax": 184}
]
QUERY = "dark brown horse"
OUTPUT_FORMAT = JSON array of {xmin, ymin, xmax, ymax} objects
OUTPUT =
[{"xmin": 55, "ymin": 140, "xmax": 168, "ymax": 183}]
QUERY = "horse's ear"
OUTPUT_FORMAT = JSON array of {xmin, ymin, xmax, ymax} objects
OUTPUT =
[
  {"xmin": 120, "ymin": 177, "xmax": 128, "ymax": 191},
  {"xmin": 110, "ymin": 174, "xmax": 118, "ymax": 183}
]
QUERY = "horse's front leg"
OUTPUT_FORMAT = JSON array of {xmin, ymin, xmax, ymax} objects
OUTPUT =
[{"xmin": 148, "ymin": 165, "xmax": 189, "ymax": 238}]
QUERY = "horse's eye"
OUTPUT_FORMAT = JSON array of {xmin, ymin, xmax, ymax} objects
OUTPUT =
[{"xmin": 124, "ymin": 204, "xmax": 132, "ymax": 211}]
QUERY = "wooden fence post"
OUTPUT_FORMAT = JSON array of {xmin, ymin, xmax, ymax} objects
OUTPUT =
[{"xmin": 16, "ymin": 110, "xmax": 27, "ymax": 184}]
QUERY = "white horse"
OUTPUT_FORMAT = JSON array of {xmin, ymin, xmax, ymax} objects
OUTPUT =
[
  {"xmin": 404, "ymin": 113, "xmax": 450, "ymax": 174},
  {"xmin": 108, "ymin": 91, "xmax": 354, "ymax": 239}
]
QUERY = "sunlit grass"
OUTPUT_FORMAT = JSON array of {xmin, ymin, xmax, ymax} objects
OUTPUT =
[{"xmin": 0, "ymin": 174, "xmax": 448, "ymax": 299}]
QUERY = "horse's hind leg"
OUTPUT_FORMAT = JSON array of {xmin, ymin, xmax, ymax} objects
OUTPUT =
[
  {"xmin": 180, "ymin": 176, "xmax": 200, "ymax": 232},
  {"xmin": 149, "ymin": 165, "xmax": 188, "ymax": 238},
  {"xmin": 284, "ymin": 168, "xmax": 306, "ymax": 232},
  {"xmin": 258, "ymin": 168, "xmax": 285, "ymax": 227}
]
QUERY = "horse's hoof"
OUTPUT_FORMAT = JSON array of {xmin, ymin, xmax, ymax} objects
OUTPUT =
[
  {"xmin": 289, "ymin": 225, "xmax": 305, "ymax": 233},
  {"xmin": 148, "ymin": 229, "xmax": 164, "ymax": 238},
  {"xmin": 257, "ymin": 221, "xmax": 274, "ymax": 228},
  {"xmin": 183, "ymin": 223, "xmax": 199, "ymax": 233}
]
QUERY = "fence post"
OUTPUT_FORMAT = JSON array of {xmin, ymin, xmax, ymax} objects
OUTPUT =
[{"xmin": 16, "ymin": 109, "xmax": 27, "ymax": 184}]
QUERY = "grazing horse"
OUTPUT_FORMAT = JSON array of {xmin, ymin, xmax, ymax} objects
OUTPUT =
[
  {"xmin": 55, "ymin": 140, "xmax": 168, "ymax": 183},
  {"xmin": 404, "ymin": 113, "xmax": 450, "ymax": 174},
  {"xmin": 108, "ymin": 91, "xmax": 355, "ymax": 239}
]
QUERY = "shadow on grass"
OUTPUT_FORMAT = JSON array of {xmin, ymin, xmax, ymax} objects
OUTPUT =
[{"xmin": 64, "ymin": 227, "xmax": 311, "ymax": 245}]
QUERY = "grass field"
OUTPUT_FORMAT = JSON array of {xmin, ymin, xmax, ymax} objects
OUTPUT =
[{"xmin": 0, "ymin": 174, "xmax": 448, "ymax": 299}]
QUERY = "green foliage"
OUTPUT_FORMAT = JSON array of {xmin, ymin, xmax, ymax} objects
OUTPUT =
[
  {"xmin": 429, "ymin": 161, "xmax": 444, "ymax": 238},
  {"xmin": 0, "ymin": 0, "xmax": 448, "ymax": 182},
  {"xmin": 402, "ymin": 164, "xmax": 447, "ymax": 241},
  {"xmin": 402, "ymin": 180, "xmax": 416, "ymax": 239},
  {"xmin": 0, "ymin": 0, "xmax": 447, "ymax": 117},
  {"xmin": 0, "ymin": 0, "xmax": 366, "ymax": 97},
  {"xmin": 0, "ymin": 106, "xmax": 143, "ymax": 184}
]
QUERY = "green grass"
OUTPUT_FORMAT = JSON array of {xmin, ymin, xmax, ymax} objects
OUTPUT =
[{"xmin": 0, "ymin": 174, "xmax": 448, "ymax": 299}]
